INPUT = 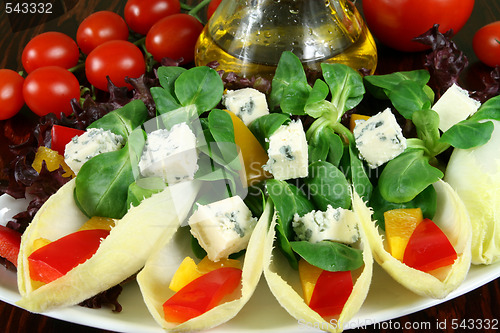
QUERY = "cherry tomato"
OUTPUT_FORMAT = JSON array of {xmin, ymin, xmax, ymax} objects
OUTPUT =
[
  {"xmin": 207, "ymin": 0, "xmax": 223, "ymax": 20},
  {"xmin": 0, "ymin": 69, "xmax": 25, "ymax": 120},
  {"xmin": 85, "ymin": 40, "xmax": 146, "ymax": 91},
  {"xmin": 21, "ymin": 32, "xmax": 80, "ymax": 73},
  {"xmin": 473, "ymin": 21, "xmax": 500, "ymax": 68},
  {"xmin": 76, "ymin": 11, "xmax": 129, "ymax": 55},
  {"xmin": 146, "ymin": 13, "xmax": 203, "ymax": 64},
  {"xmin": 403, "ymin": 218, "xmax": 457, "ymax": 272},
  {"xmin": 23, "ymin": 66, "xmax": 80, "ymax": 118},
  {"xmin": 362, "ymin": 0, "xmax": 475, "ymax": 52},
  {"xmin": 124, "ymin": 0, "xmax": 181, "ymax": 35},
  {"xmin": 28, "ymin": 229, "xmax": 110, "ymax": 283}
]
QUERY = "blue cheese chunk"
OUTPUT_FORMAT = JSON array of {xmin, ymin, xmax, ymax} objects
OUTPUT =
[
  {"xmin": 353, "ymin": 108, "xmax": 407, "ymax": 169},
  {"xmin": 64, "ymin": 128, "xmax": 125, "ymax": 174},
  {"xmin": 188, "ymin": 196, "xmax": 257, "ymax": 261},
  {"xmin": 292, "ymin": 205, "xmax": 359, "ymax": 244},
  {"xmin": 222, "ymin": 88, "xmax": 269, "ymax": 126},
  {"xmin": 432, "ymin": 83, "xmax": 481, "ymax": 132},
  {"xmin": 263, "ymin": 120, "xmax": 308, "ymax": 180},
  {"xmin": 138, "ymin": 123, "xmax": 198, "ymax": 184}
]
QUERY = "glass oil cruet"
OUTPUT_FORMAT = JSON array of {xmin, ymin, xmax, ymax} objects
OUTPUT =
[{"xmin": 195, "ymin": 0, "xmax": 378, "ymax": 80}]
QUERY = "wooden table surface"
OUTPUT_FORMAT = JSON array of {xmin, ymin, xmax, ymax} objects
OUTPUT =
[{"xmin": 0, "ymin": 0, "xmax": 499, "ymax": 332}]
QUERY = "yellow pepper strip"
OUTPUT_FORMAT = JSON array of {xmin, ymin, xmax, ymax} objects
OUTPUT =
[
  {"xmin": 31, "ymin": 238, "xmax": 51, "ymax": 254},
  {"xmin": 169, "ymin": 257, "xmax": 203, "ymax": 292},
  {"xmin": 169, "ymin": 256, "xmax": 242, "ymax": 292},
  {"xmin": 32, "ymin": 146, "xmax": 75, "ymax": 178},
  {"xmin": 78, "ymin": 216, "xmax": 116, "ymax": 231},
  {"xmin": 298, "ymin": 258, "xmax": 323, "ymax": 305},
  {"xmin": 197, "ymin": 256, "xmax": 242, "ymax": 274},
  {"xmin": 384, "ymin": 208, "xmax": 423, "ymax": 261},
  {"xmin": 349, "ymin": 114, "xmax": 371, "ymax": 132},
  {"xmin": 222, "ymin": 109, "xmax": 271, "ymax": 186}
]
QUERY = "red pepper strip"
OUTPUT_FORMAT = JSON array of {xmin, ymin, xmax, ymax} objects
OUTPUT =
[
  {"xmin": 0, "ymin": 225, "xmax": 22, "ymax": 267},
  {"xmin": 309, "ymin": 270, "xmax": 353, "ymax": 319},
  {"xmin": 403, "ymin": 218, "xmax": 457, "ymax": 272},
  {"xmin": 163, "ymin": 266, "xmax": 242, "ymax": 323},
  {"xmin": 50, "ymin": 125, "xmax": 85, "ymax": 156},
  {"xmin": 28, "ymin": 229, "xmax": 110, "ymax": 283}
]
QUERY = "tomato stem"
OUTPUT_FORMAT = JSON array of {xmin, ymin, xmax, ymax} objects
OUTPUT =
[
  {"xmin": 186, "ymin": 0, "xmax": 212, "ymax": 22},
  {"xmin": 68, "ymin": 62, "xmax": 85, "ymax": 74},
  {"xmin": 180, "ymin": 2, "xmax": 193, "ymax": 11},
  {"xmin": 133, "ymin": 36, "xmax": 146, "ymax": 47}
]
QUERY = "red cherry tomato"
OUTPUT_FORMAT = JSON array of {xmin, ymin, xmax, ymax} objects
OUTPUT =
[
  {"xmin": 85, "ymin": 40, "xmax": 146, "ymax": 91},
  {"xmin": 362, "ymin": 0, "xmax": 475, "ymax": 52},
  {"xmin": 28, "ymin": 229, "xmax": 110, "ymax": 283},
  {"xmin": 76, "ymin": 11, "xmax": 129, "ymax": 55},
  {"xmin": 21, "ymin": 32, "xmax": 80, "ymax": 73},
  {"xmin": 403, "ymin": 218, "xmax": 457, "ymax": 272},
  {"xmin": 163, "ymin": 267, "xmax": 242, "ymax": 323},
  {"xmin": 207, "ymin": 0, "xmax": 223, "ymax": 20},
  {"xmin": 0, "ymin": 69, "xmax": 25, "ymax": 120},
  {"xmin": 23, "ymin": 66, "xmax": 80, "ymax": 118},
  {"xmin": 309, "ymin": 270, "xmax": 353, "ymax": 318},
  {"xmin": 146, "ymin": 13, "xmax": 203, "ymax": 64},
  {"xmin": 124, "ymin": 0, "xmax": 181, "ymax": 35},
  {"xmin": 473, "ymin": 21, "xmax": 500, "ymax": 68}
]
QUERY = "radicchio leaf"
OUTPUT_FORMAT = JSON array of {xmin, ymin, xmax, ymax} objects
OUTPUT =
[
  {"xmin": 207, "ymin": 61, "xmax": 272, "ymax": 94},
  {"xmin": 471, "ymin": 66, "xmax": 500, "ymax": 103},
  {"xmin": 79, "ymin": 284, "xmax": 123, "ymax": 312},
  {"xmin": 413, "ymin": 24, "xmax": 468, "ymax": 99}
]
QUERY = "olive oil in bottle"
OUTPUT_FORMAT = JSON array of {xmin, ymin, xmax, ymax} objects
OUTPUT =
[{"xmin": 195, "ymin": 0, "xmax": 378, "ymax": 80}]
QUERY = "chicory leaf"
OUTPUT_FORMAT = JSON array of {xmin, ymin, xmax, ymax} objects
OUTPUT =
[
  {"xmin": 87, "ymin": 99, "xmax": 148, "ymax": 139},
  {"xmin": 290, "ymin": 241, "xmax": 363, "ymax": 272},
  {"xmin": 378, "ymin": 149, "xmax": 443, "ymax": 203},
  {"xmin": 304, "ymin": 161, "xmax": 351, "ymax": 210},
  {"xmin": 175, "ymin": 66, "xmax": 224, "ymax": 113}
]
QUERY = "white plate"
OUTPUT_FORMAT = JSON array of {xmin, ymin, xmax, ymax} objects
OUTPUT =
[
  {"xmin": 0, "ymin": 256, "xmax": 499, "ymax": 332},
  {"xmin": 0, "ymin": 195, "xmax": 499, "ymax": 332}
]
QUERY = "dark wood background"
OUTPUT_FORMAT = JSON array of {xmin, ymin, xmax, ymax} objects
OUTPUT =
[{"xmin": 0, "ymin": 0, "xmax": 499, "ymax": 332}]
